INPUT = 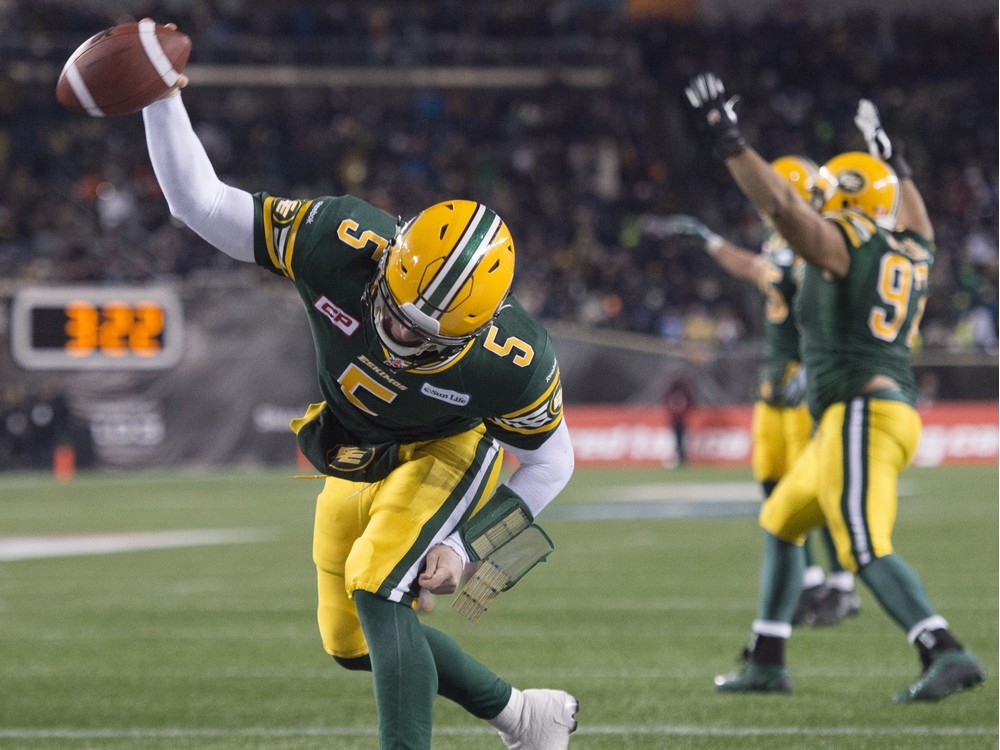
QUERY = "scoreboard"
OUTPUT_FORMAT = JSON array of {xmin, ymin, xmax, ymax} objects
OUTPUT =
[{"xmin": 11, "ymin": 286, "xmax": 183, "ymax": 370}]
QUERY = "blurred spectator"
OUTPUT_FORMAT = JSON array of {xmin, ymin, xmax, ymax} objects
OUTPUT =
[
  {"xmin": 1, "ymin": 1, "xmax": 996, "ymax": 354},
  {"xmin": 663, "ymin": 374, "xmax": 695, "ymax": 467}
]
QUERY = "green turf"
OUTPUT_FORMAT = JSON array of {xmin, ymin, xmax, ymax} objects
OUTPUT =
[{"xmin": 0, "ymin": 465, "xmax": 996, "ymax": 749}]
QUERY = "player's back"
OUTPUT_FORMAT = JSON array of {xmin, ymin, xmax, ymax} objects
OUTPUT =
[{"xmin": 796, "ymin": 209, "xmax": 933, "ymax": 417}]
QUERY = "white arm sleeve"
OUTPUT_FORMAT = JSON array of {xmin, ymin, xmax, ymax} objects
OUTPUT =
[
  {"xmin": 498, "ymin": 419, "xmax": 576, "ymax": 518},
  {"xmin": 142, "ymin": 95, "xmax": 255, "ymax": 262},
  {"xmin": 439, "ymin": 419, "xmax": 575, "ymax": 566}
]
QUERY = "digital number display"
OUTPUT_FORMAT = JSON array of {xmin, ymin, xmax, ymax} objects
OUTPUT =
[{"xmin": 11, "ymin": 286, "xmax": 183, "ymax": 370}]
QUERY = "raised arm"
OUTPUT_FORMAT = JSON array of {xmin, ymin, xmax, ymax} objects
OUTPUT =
[
  {"xmin": 142, "ymin": 83, "xmax": 255, "ymax": 261},
  {"xmin": 854, "ymin": 98, "xmax": 934, "ymax": 241},
  {"xmin": 644, "ymin": 213, "xmax": 770, "ymax": 288},
  {"xmin": 683, "ymin": 73, "xmax": 851, "ymax": 278}
]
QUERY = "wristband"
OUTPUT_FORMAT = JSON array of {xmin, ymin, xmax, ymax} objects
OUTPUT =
[
  {"xmin": 714, "ymin": 133, "xmax": 747, "ymax": 160},
  {"xmin": 888, "ymin": 150, "xmax": 913, "ymax": 181}
]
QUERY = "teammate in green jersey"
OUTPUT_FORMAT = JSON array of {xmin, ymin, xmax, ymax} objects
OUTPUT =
[
  {"xmin": 647, "ymin": 156, "xmax": 861, "ymax": 627},
  {"xmin": 683, "ymin": 72, "xmax": 985, "ymax": 702},
  {"xmin": 139, "ymin": 60, "xmax": 578, "ymax": 748}
]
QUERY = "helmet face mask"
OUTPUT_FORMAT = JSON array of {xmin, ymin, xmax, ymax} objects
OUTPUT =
[
  {"xmin": 819, "ymin": 151, "xmax": 900, "ymax": 229},
  {"xmin": 365, "ymin": 200, "xmax": 515, "ymax": 369},
  {"xmin": 367, "ymin": 259, "xmax": 465, "ymax": 368}
]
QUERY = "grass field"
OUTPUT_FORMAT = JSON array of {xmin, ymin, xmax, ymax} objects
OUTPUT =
[{"xmin": 1, "ymin": 464, "xmax": 996, "ymax": 749}]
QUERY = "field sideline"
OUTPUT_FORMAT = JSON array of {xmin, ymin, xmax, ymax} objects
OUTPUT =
[{"xmin": 1, "ymin": 465, "xmax": 996, "ymax": 749}]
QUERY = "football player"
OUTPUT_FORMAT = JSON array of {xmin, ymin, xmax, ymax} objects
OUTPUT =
[
  {"xmin": 684, "ymin": 72, "xmax": 986, "ymax": 702},
  {"xmin": 138, "ymin": 59, "xmax": 578, "ymax": 749},
  {"xmin": 647, "ymin": 156, "xmax": 861, "ymax": 627}
]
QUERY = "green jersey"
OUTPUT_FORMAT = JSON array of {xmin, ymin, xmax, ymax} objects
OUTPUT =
[
  {"xmin": 252, "ymin": 193, "xmax": 564, "ymax": 453},
  {"xmin": 795, "ymin": 209, "xmax": 933, "ymax": 419},
  {"xmin": 756, "ymin": 233, "xmax": 804, "ymax": 405}
]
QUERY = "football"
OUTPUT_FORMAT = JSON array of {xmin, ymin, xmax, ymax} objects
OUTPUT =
[{"xmin": 55, "ymin": 20, "xmax": 191, "ymax": 117}]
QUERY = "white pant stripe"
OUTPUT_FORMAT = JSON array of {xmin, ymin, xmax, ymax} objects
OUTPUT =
[
  {"xmin": 846, "ymin": 398, "xmax": 872, "ymax": 567},
  {"xmin": 387, "ymin": 437, "xmax": 500, "ymax": 602}
]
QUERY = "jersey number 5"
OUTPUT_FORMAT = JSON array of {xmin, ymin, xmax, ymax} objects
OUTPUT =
[
  {"xmin": 483, "ymin": 326, "xmax": 534, "ymax": 367},
  {"xmin": 762, "ymin": 266, "xmax": 789, "ymax": 325}
]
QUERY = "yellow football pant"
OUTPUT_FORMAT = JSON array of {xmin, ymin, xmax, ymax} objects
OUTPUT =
[
  {"xmin": 759, "ymin": 397, "xmax": 921, "ymax": 572},
  {"xmin": 751, "ymin": 401, "xmax": 813, "ymax": 483},
  {"xmin": 313, "ymin": 425, "xmax": 502, "ymax": 659}
]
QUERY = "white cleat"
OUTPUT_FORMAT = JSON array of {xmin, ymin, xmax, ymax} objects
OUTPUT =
[{"xmin": 495, "ymin": 688, "xmax": 579, "ymax": 750}]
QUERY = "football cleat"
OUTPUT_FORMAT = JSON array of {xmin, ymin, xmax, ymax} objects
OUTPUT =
[
  {"xmin": 714, "ymin": 661, "xmax": 792, "ymax": 693},
  {"xmin": 809, "ymin": 587, "xmax": 861, "ymax": 627},
  {"xmin": 791, "ymin": 583, "xmax": 828, "ymax": 626},
  {"xmin": 495, "ymin": 689, "xmax": 579, "ymax": 750},
  {"xmin": 893, "ymin": 650, "xmax": 986, "ymax": 703}
]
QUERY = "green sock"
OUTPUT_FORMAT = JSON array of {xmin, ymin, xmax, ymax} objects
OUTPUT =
[
  {"xmin": 758, "ymin": 532, "xmax": 805, "ymax": 623},
  {"xmin": 802, "ymin": 532, "xmax": 816, "ymax": 569},
  {"xmin": 820, "ymin": 526, "xmax": 845, "ymax": 573},
  {"xmin": 421, "ymin": 625, "xmax": 512, "ymax": 719},
  {"xmin": 858, "ymin": 554, "xmax": 935, "ymax": 631},
  {"xmin": 330, "ymin": 613, "xmax": 512, "ymax": 721},
  {"xmin": 354, "ymin": 591, "xmax": 437, "ymax": 750}
]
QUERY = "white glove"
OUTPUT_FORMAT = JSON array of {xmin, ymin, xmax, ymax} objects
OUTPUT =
[
  {"xmin": 854, "ymin": 99, "xmax": 893, "ymax": 160},
  {"xmin": 644, "ymin": 214, "xmax": 724, "ymax": 255}
]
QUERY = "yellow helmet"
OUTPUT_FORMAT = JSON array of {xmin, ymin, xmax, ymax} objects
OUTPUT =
[
  {"xmin": 819, "ymin": 151, "xmax": 900, "ymax": 229},
  {"xmin": 770, "ymin": 155, "xmax": 831, "ymax": 209},
  {"xmin": 368, "ymin": 200, "xmax": 514, "ymax": 367}
]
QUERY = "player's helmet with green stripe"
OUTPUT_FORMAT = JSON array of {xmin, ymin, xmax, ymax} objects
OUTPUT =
[
  {"xmin": 819, "ymin": 151, "xmax": 900, "ymax": 229},
  {"xmin": 367, "ymin": 200, "xmax": 515, "ymax": 368}
]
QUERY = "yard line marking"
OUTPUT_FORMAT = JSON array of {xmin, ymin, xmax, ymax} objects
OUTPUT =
[
  {"xmin": 564, "ymin": 480, "xmax": 914, "ymax": 504},
  {"xmin": 0, "ymin": 725, "xmax": 994, "ymax": 739},
  {"xmin": 543, "ymin": 481, "xmax": 762, "ymax": 520},
  {"xmin": 0, "ymin": 529, "xmax": 272, "ymax": 561},
  {"xmin": 572, "ymin": 481, "xmax": 762, "ymax": 502},
  {"xmin": 579, "ymin": 725, "xmax": 997, "ymax": 737},
  {"xmin": 543, "ymin": 501, "xmax": 757, "ymax": 521}
]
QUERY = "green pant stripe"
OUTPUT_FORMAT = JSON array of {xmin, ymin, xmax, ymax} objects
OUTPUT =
[{"xmin": 381, "ymin": 432, "xmax": 500, "ymax": 603}]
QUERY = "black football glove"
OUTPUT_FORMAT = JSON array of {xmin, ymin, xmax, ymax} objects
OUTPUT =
[
  {"xmin": 684, "ymin": 72, "xmax": 747, "ymax": 160},
  {"xmin": 854, "ymin": 98, "xmax": 912, "ymax": 180},
  {"xmin": 645, "ymin": 214, "xmax": 724, "ymax": 255}
]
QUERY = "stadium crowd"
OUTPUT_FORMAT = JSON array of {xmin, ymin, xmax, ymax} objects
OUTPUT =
[{"xmin": 2, "ymin": 0, "xmax": 997, "ymax": 351}]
